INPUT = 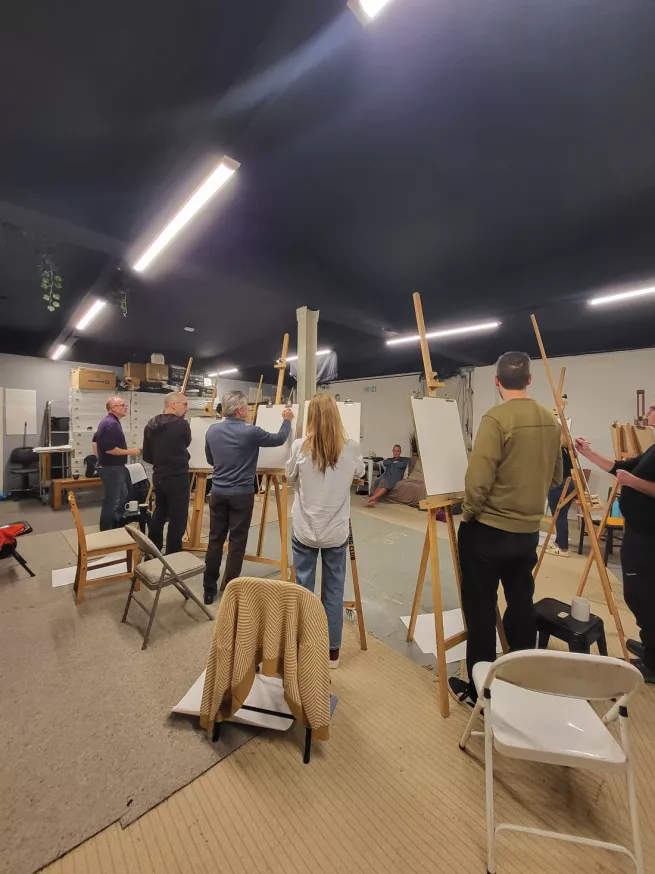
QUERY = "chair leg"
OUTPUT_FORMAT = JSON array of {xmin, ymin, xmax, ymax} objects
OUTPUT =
[
  {"xmin": 122, "ymin": 575, "xmax": 137, "ymax": 623},
  {"xmin": 13, "ymin": 550, "xmax": 36, "ymax": 578},
  {"xmin": 460, "ymin": 697, "xmax": 484, "ymax": 750},
  {"xmin": 626, "ymin": 754, "xmax": 644, "ymax": 873},
  {"xmin": 303, "ymin": 727, "xmax": 312, "ymax": 764},
  {"xmin": 597, "ymin": 630, "xmax": 608, "ymax": 657},
  {"xmin": 485, "ymin": 717, "xmax": 496, "ymax": 874},
  {"xmin": 141, "ymin": 584, "xmax": 164, "ymax": 650},
  {"xmin": 212, "ymin": 722, "xmax": 221, "ymax": 743},
  {"xmin": 537, "ymin": 630, "xmax": 550, "ymax": 649},
  {"xmin": 75, "ymin": 558, "xmax": 88, "ymax": 605},
  {"xmin": 180, "ymin": 579, "xmax": 214, "ymax": 620},
  {"xmin": 578, "ymin": 519, "xmax": 585, "ymax": 555}
]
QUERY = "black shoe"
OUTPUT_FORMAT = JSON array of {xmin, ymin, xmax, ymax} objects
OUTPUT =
[
  {"xmin": 630, "ymin": 658, "xmax": 655, "ymax": 684},
  {"xmin": 627, "ymin": 639, "xmax": 646, "ymax": 660},
  {"xmin": 203, "ymin": 592, "xmax": 215, "ymax": 606},
  {"xmin": 448, "ymin": 676, "xmax": 476, "ymax": 708}
]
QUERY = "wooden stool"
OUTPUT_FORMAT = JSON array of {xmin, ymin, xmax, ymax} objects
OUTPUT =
[{"xmin": 535, "ymin": 597, "xmax": 608, "ymax": 655}]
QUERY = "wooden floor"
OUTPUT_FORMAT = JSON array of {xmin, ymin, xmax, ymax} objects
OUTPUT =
[{"xmin": 43, "ymin": 551, "xmax": 653, "ymax": 874}]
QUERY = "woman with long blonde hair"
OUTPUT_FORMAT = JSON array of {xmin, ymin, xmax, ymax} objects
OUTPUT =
[{"xmin": 286, "ymin": 394, "xmax": 365, "ymax": 668}]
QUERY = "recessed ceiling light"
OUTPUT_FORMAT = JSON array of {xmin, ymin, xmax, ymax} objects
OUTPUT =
[
  {"xmin": 133, "ymin": 156, "xmax": 240, "ymax": 273},
  {"xmin": 386, "ymin": 321, "xmax": 501, "ymax": 346},
  {"xmin": 184, "ymin": 326, "xmax": 195, "ymax": 332}
]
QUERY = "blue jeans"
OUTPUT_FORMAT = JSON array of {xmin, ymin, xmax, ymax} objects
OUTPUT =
[
  {"xmin": 292, "ymin": 536, "xmax": 347, "ymax": 650},
  {"xmin": 547, "ymin": 479, "xmax": 575, "ymax": 549},
  {"xmin": 98, "ymin": 465, "xmax": 129, "ymax": 531}
]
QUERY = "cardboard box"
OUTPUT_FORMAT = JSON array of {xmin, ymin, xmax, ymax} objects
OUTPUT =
[
  {"xmin": 70, "ymin": 368, "xmax": 117, "ymax": 391},
  {"xmin": 124, "ymin": 362, "xmax": 147, "ymax": 381},
  {"xmin": 145, "ymin": 363, "xmax": 169, "ymax": 382}
]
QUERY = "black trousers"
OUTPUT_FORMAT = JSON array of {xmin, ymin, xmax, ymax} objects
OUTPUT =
[
  {"xmin": 149, "ymin": 473, "xmax": 190, "ymax": 555},
  {"xmin": 621, "ymin": 524, "xmax": 655, "ymax": 671},
  {"xmin": 459, "ymin": 520, "xmax": 539, "ymax": 689},
  {"xmin": 203, "ymin": 492, "xmax": 255, "ymax": 596}
]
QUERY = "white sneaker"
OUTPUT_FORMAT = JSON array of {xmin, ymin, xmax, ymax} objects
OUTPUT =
[
  {"xmin": 329, "ymin": 649, "xmax": 340, "ymax": 669},
  {"xmin": 545, "ymin": 543, "xmax": 569, "ymax": 557}
]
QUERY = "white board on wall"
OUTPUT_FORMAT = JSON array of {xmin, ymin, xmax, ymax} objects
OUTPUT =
[
  {"xmin": 256, "ymin": 405, "xmax": 298, "ymax": 470},
  {"xmin": 189, "ymin": 417, "xmax": 216, "ymax": 471},
  {"xmin": 411, "ymin": 396, "xmax": 468, "ymax": 496},
  {"xmin": 302, "ymin": 401, "xmax": 362, "ymax": 443},
  {"xmin": 5, "ymin": 388, "xmax": 37, "ymax": 436}
]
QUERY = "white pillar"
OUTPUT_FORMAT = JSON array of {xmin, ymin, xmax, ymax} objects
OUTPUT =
[{"xmin": 295, "ymin": 306, "xmax": 319, "ymax": 437}]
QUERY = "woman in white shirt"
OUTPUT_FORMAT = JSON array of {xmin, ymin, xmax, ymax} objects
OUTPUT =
[{"xmin": 285, "ymin": 394, "xmax": 365, "ymax": 668}]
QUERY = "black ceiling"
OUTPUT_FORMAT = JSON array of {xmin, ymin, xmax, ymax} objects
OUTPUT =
[{"xmin": 2, "ymin": 0, "xmax": 655, "ymax": 385}]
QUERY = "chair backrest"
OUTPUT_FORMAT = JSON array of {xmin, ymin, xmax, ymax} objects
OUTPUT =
[
  {"xmin": 125, "ymin": 524, "xmax": 162, "ymax": 561},
  {"xmin": 485, "ymin": 649, "xmax": 643, "ymax": 702},
  {"xmin": 67, "ymin": 492, "xmax": 87, "ymax": 551}
]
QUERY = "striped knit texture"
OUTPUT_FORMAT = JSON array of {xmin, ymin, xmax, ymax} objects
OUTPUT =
[{"xmin": 199, "ymin": 577, "xmax": 331, "ymax": 740}]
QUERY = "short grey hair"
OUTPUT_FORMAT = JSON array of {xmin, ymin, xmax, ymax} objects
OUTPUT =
[
  {"xmin": 164, "ymin": 391, "xmax": 186, "ymax": 409},
  {"xmin": 222, "ymin": 390, "xmax": 248, "ymax": 417}
]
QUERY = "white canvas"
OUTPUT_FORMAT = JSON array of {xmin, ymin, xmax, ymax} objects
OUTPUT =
[
  {"xmin": 188, "ymin": 417, "xmax": 216, "ymax": 471},
  {"xmin": 255, "ymin": 405, "xmax": 298, "ymax": 470},
  {"xmin": 400, "ymin": 609, "xmax": 502, "ymax": 664},
  {"xmin": 172, "ymin": 669, "xmax": 293, "ymax": 731},
  {"xmin": 5, "ymin": 388, "xmax": 37, "ymax": 436},
  {"xmin": 410, "ymin": 396, "xmax": 468, "ymax": 496},
  {"xmin": 302, "ymin": 400, "xmax": 362, "ymax": 443}
]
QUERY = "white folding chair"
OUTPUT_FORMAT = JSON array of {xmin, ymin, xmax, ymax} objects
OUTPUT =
[{"xmin": 460, "ymin": 650, "xmax": 644, "ymax": 873}]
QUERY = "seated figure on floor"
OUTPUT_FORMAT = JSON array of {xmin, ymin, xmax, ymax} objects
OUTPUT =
[{"xmin": 367, "ymin": 445, "xmax": 409, "ymax": 507}]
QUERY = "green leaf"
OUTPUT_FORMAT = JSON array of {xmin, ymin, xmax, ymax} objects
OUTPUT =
[
  {"xmin": 53, "ymin": 293, "xmax": 60, "ymax": 300},
  {"xmin": 43, "ymin": 293, "xmax": 50, "ymax": 300},
  {"xmin": 47, "ymin": 305, "xmax": 55, "ymax": 312}
]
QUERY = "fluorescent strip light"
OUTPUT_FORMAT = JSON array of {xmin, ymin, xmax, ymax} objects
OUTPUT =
[
  {"xmin": 278, "ymin": 349, "xmax": 332, "ymax": 363},
  {"xmin": 75, "ymin": 299, "xmax": 106, "ymax": 331},
  {"xmin": 133, "ymin": 156, "xmax": 240, "ymax": 273},
  {"xmin": 588, "ymin": 286, "xmax": 655, "ymax": 307},
  {"xmin": 51, "ymin": 344, "xmax": 68, "ymax": 360},
  {"xmin": 207, "ymin": 372, "xmax": 217, "ymax": 377},
  {"xmin": 218, "ymin": 368, "xmax": 238, "ymax": 376},
  {"xmin": 386, "ymin": 321, "xmax": 501, "ymax": 346},
  {"xmin": 348, "ymin": 0, "xmax": 394, "ymax": 23}
]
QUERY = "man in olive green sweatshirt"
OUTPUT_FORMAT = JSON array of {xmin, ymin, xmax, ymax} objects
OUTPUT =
[{"xmin": 449, "ymin": 351, "xmax": 563, "ymax": 706}]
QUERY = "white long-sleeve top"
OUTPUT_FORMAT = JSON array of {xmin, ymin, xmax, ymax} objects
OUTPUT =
[{"xmin": 285, "ymin": 438, "xmax": 365, "ymax": 549}]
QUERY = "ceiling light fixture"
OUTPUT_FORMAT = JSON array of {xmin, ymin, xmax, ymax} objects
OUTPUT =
[
  {"xmin": 184, "ymin": 326, "xmax": 195, "ymax": 332},
  {"xmin": 75, "ymin": 299, "xmax": 107, "ymax": 331},
  {"xmin": 588, "ymin": 286, "xmax": 655, "ymax": 307},
  {"xmin": 133, "ymin": 156, "xmax": 240, "ymax": 273},
  {"xmin": 279, "ymin": 349, "xmax": 332, "ymax": 363},
  {"xmin": 386, "ymin": 321, "xmax": 501, "ymax": 346},
  {"xmin": 51, "ymin": 344, "xmax": 68, "ymax": 360},
  {"xmin": 218, "ymin": 368, "xmax": 238, "ymax": 376},
  {"xmin": 348, "ymin": 0, "xmax": 394, "ymax": 24}
]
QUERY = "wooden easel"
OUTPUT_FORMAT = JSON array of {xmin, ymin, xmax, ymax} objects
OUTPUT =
[
  {"xmin": 530, "ymin": 315, "xmax": 629, "ymax": 659},
  {"xmin": 405, "ymin": 292, "xmax": 506, "ymax": 717}
]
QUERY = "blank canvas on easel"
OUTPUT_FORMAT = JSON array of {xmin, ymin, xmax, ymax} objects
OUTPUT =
[
  {"xmin": 301, "ymin": 400, "xmax": 361, "ymax": 443},
  {"xmin": 188, "ymin": 417, "xmax": 215, "ymax": 470},
  {"xmin": 411, "ymin": 396, "xmax": 468, "ymax": 496},
  {"xmin": 256, "ymin": 405, "xmax": 299, "ymax": 470}
]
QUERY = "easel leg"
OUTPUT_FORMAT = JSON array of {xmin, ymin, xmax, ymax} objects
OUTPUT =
[
  {"xmin": 578, "ymin": 482, "xmax": 619, "ymax": 597},
  {"xmin": 407, "ymin": 528, "xmax": 430, "ymax": 642},
  {"xmin": 346, "ymin": 518, "xmax": 367, "ymax": 650},
  {"xmin": 256, "ymin": 475, "xmax": 271, "ymax": 557},
  {"xmin": 427, "ymin": 509, "xmax": 449, "ymax": 718},
  {"xmin": 277, "ymin": 476, "xmax": 289, "ymax": 582}
]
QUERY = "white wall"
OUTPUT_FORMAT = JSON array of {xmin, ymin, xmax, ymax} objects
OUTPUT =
[
  {"xmin": 319, "ymin": 372, "xmax": 468, "ymax": 456},
  {"xmin": 472, "ymin": 347, "xmax": 655, "ymax": 495}
]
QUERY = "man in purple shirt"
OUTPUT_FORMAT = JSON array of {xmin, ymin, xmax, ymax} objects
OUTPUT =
[{"xmin": 96, "ymin": 396, "xmax": 141, "ymax": 530}]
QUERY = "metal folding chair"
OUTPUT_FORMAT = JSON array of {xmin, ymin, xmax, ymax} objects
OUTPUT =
[{"xmin": 122, "ymin": 525, "xmax": 213, "ymax": 649}]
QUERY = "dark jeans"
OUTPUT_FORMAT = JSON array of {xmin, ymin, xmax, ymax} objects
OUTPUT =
[
  {"xmin": 621, "ymin": 524, "xmax": 655, "ymax": 671},
  {"xmin": 149, "ymin": 472, "xmax": 190, "ymax": 555},
  {"xmin": 547, "ymin": 479, "xmax": 575, "ymax": 549},
  {"xmin": 203, "ymin": 492, "xmax": 255, "ymax": 597},
  {"xmin": 459, "ymin": 520, "xmax": 539, "ymax": 689},
  {"xmin": 98, "ymin": 465, "xmax": 129, "ymax": 531},
  {"xmin": 292, "ymin": 536, "xmax": 348, "ymax": 650}
]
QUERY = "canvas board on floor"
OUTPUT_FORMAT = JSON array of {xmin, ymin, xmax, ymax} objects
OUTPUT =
[{"xmin": 400, "ymin": 610, "xmax": 502, "ymax": 663}]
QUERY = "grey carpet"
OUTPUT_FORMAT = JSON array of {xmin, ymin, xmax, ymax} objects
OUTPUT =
[{"xmin": 0, "ymin": 531, "xmax": 255, "ymax": 874}]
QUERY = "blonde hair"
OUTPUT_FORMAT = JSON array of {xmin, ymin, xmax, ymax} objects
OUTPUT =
[{"xmin": 302, "ymin": 394, "xmax": 346, "ymax": 473}]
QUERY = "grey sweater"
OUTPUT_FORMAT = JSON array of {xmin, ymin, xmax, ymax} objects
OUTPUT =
[{"xmin": 205, "ymin": 417, "xmax": 291, "ymax": 495}]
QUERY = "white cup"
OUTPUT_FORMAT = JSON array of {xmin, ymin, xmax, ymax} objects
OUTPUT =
[
  {"xmin": 570, "ymin": 596, "xmax": 590, "ymax": 623},
  {"xmin": 125, "ymin": 500, "xmax": 139, "ymax": 514}
]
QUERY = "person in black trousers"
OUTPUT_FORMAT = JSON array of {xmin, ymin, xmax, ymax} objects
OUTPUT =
[
  {"xmin": 575, "ymin": 406, "xmax": 655, "ymax": 683},
  {"xmin": 142, "ymin": 392, "xmax": 191, "ymax": 555},
  {"xmin": 202, "ymin": 390, "xmax": 294, "ymax": 604},
  {"xmin": 450, "ymin": 352, "xmax": 563, "ymax": 707}
]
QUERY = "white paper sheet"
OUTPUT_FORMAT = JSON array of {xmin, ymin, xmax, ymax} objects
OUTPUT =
[
  {"xmin": 256, "ymin": 405, "xmax": 298, "ymax": 470},
  {"xmin": 400, "ymin": 609, "xmax": 502, "ymax": 664},
  {"xmin": 52, "ymin": 553, "xmax": 128, "ymax": 587},
  {"xmin": 5, "ymin": 388, "xmax": 37, "ymax": 436},
  {"xmin": 188, "ymin": 417, "xmax": 216, "ymax": 471},
  {"xmin": 301, "ymin": 400, "xmax": 361, "ymax": 443},
  {"xmin": 410, "ymin": 396, "xmax": 468, "ymax": 496}
]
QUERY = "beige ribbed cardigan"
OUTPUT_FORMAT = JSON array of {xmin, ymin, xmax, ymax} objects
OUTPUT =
[{"xmin": 199, "ymin": 577, "xmax": 331, "ymax": 741}]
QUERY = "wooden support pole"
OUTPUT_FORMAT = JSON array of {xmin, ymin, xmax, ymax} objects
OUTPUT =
[
  {"xmin": 181, "ymin": 357, "xmax": 193, "ymax": 393},
  {"xmin": 412, "ymin": 292, "xmax": 443, "ymax": 396},
  {"xmin": 533, "ymin": 476, "xmax": 575, "ymax": 580},
  {"xmin": 577, "ymin": 480, "xmax": 621, "ymax": 596},
  {"xmin": 275, "ymin": 334, "xmax": 289, "ymax": 406},
  {"xmin": 531, "ymin": 314, "xmax": 628, "ymax": 659}
]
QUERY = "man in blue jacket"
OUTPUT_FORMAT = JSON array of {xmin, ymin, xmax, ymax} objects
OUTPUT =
[{"xmin": 203, "ymin": 391, "xmax": 294, "ymax": 604}]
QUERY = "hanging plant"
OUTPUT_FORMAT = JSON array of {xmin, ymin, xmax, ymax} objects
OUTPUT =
[
  {"xmin": 108, "ymin": 264, "xmax": 129, "ymax": 317},
  {"xmin": 39, "ymin": 252, "xmax": 63, "ymax": 312}
]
